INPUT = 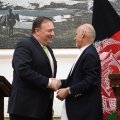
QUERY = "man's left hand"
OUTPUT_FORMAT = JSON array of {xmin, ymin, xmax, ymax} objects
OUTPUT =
[{"xmin": 56, "ymin": 88, "xmax": 70, "ymax": 101}]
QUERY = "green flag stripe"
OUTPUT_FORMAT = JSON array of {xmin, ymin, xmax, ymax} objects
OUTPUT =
[{"xmin": 106, "ymin": 112, "xmax": 116, "ymax": 120}]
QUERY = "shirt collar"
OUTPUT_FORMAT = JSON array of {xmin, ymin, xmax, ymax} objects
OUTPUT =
[{"xmin": 79, "ymin": 44, "xmax": 91, "ymax": 53}]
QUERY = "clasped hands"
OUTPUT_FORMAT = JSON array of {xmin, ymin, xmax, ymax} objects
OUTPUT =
[
  {"xmin": 48, "ymin": 78, "xmax": 70, "ymax": 101},
  {"xmin": 48, "ymin": 78, "xmax": 61, "ymax": 91},
  {"xmin": 56, "ymin": 87, "xmax": 70, "ymax": 101}
]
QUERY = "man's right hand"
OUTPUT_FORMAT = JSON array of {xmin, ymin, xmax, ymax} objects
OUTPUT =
[{"xmin": 48, "ymin": 78, "xmax": 61, "ymax": 91}]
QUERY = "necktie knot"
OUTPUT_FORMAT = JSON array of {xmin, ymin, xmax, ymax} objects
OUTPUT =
[{"xmin": 43, "ymin": 46, "xmax": 49, "ymax": 59}]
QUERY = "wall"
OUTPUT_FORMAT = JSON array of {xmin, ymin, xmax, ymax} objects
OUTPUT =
[{"xmin": 0, "ymin": 49, "xmax": 79, "ymax": 117}]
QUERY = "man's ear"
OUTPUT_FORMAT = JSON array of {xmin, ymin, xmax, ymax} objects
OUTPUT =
[
  {"xmin": 81, "ymin": 30, "xmax": 86, "ymax": 38},
  {"xmin": 35, "ymin": 28, "xmax": 39, "ymax": 32}
]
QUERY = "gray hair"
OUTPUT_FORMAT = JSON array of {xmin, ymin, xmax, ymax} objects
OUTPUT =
[{"xmin": 84, "ymin": 24, "xmax": 96, "ymax": 41}]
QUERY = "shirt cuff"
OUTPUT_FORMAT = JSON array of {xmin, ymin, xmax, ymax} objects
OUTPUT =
[
  {"xmin": 67, "ymin": 87, "xmax": 71, "ymax": 94},
  {"xmin": 47, "ymin": 78, "xmax": 52, "ymax": 88},
  {"xmin": 49, "ymin": 78, "xmax": 52, "ymax": 84}
]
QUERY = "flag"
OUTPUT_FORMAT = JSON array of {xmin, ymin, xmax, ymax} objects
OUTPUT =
[{"xmin": 92, "ymin": 0, "xmax": 120, "ymax": 120}]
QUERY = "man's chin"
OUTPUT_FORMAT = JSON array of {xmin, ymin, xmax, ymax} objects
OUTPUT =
[
  {"xmin": 76, "ymin": 44, "xmax": 78, "ymax": 48},
  {"xmin": 76, "ymin": 44, "xmax": 80, "ymax": 48},
  {"xmin": 48, "ymin": 39, "xmax": 53, "ymax": 44}
]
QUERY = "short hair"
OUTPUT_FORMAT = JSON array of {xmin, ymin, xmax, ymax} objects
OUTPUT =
[
  {"xmin": 86, "ymin": 24, "xmax": 96, "ymax": 41},
  {"xmin": 81, "ymin": 24, "xmax": 96, "ymax": 41},
  {"xmin": 32, "ymin": 16, "xmax": 53, "ymax": 33}
]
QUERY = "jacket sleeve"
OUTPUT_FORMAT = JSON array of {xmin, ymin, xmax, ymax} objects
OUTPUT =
[{"xmin": 60, "ymin": 79, "xmax": 68, "ymax": 88}]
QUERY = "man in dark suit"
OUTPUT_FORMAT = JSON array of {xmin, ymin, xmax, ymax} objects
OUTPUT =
[
  {"xmin": 57, "ymin": 24, "xmax": 103, "ymax": 120},
  {"xmin": 8, "ymin": 16, "xmax": 61, "ymax": 120}
]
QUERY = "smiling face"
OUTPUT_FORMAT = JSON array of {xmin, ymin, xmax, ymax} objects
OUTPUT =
[{"xmin": 35, "ymin": 21, "xmax": 55, "ymax": 46}]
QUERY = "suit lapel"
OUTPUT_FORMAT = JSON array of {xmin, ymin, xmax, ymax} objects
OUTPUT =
[
  {"xmin": 47, "ymin": 46, "xmax": 57, "ymax": 77},
  {"xmin": 30, "ymin": 35, "xmax": 53, "ymax": 74},
  {"xmin": 30, "ymin": 35, "xmax": 57, "ymax": 77},
  {"xmin": 68, "ymin": 45, "xmax": 93, "ymax": 77}
]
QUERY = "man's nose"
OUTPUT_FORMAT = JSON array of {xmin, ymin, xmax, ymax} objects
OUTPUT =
[{"xmin": 51, "ymin": 31, "xmax": 55, "ymax": 36}]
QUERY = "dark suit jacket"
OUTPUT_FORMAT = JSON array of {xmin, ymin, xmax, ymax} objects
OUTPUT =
[
  {"xmin": 61, "ymin": 45, "xmax": 103, "ymax": 120},
  {"xmin": 8, "ymin": 35, "xmax": 57, "ymax": 119}
]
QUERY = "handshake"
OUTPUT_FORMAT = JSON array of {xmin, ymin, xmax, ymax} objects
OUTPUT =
[
  {"xmin": 48, "ymin": 78, "xmax": 61, "ymax": 91},
  {"xmin": 48, "ymin": 78, "xmax": 70, "ymax": 101}
]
